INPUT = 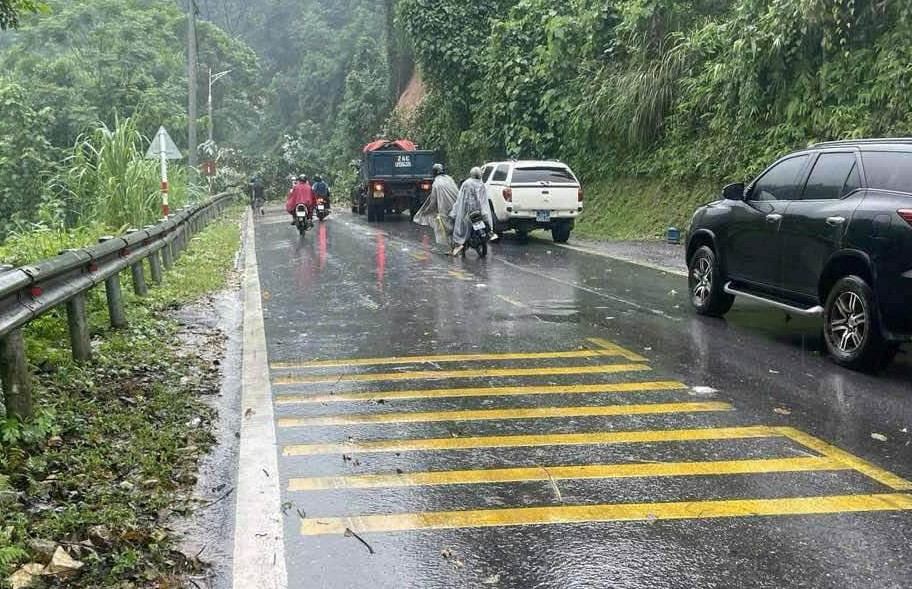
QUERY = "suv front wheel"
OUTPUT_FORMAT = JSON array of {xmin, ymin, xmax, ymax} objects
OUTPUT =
[
  {"xmin": 688, "ymin": 246, "xmax": 734, "ymax": 316},
  {"xmin": 823, "ymin": 276, "xmax": 888, "ymax": 371}
]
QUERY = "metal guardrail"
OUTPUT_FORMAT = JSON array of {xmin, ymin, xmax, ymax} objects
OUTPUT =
[{"xmin": 0, "ymin": 192, "xmax": 237, "ymax": 420}]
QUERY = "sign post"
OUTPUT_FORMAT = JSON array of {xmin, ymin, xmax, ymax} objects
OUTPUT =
[{"xmin": 145, "ymin": 127, "xmax": 183, "ymax": 216}]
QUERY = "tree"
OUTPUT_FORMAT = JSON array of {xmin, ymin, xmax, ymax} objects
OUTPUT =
[{"xmin": 0, "ymin": 0, "xmax": 45, "ymax": 30}]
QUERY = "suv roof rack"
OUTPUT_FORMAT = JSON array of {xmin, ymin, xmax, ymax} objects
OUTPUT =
[{"xmin": 811, "ymin": 138, "xmax": 912, "ymax": 149}]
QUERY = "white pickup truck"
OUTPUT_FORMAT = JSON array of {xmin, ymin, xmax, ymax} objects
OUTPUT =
[{"xmin": 481, "ymin": 160, "xmax": 583, "ymax": 243}]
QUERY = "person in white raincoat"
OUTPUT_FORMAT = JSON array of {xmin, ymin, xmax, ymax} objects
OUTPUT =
[
  {"xmin": 412, "ymin": 164, "xmax": 459, "ymax": 250},
  {"xmin": 450, "ymin": 167, "xmax": 498, "ymax": 256}
]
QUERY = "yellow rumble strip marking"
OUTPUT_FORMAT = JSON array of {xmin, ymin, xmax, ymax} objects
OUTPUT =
[
  {"xmin": 271, "ymin": 349, "xmax": 615, "ymax": 370},
  {"xmin": 289, "ymin": 456, "xmax": 847, "ymax": 491},
  {"xmin": 277, "ymin": 401, "xmax": 733, "ymax": 428},
  {"xmin": 300, "ymin": 493, "xmax": 912, "ymax": 535},
  {"xmin": 776, "ymin": 427, "xmax": 912, "ymax": 490},
  {"xmin": 283, "ymin": 425, "xmax": 775, "ymax": 456},
  {"xmin": 271, "ymin": 338, "xmax": 647, "ymax": 370},
  {"xmin": 275, "ymin": 380, "xmax": 688, "ymax": 405},
  {"xmin": 587, "ymin": 338, "xmax": 649, "ymax": 362},
  {"xmin": 274, "ymin": 363, "xmax": 650, "ymax": 386}
]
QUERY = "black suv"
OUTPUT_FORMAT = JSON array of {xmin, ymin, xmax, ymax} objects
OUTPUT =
[{"xmin": 686, "ymin": 138, "xmax": 912, "ymax": 370}]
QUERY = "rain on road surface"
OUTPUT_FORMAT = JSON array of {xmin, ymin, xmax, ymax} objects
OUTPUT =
[{"xmin": 250, "ymin": 206, "xmax": 912, "ymax": 588}]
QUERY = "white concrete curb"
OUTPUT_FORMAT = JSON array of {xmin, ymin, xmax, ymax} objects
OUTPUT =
[{"xmin": 232, "ymin": 209, "xmax": 288, "ymax": 589}]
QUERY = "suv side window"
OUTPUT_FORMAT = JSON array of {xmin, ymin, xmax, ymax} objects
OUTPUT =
[
  {"xmin": 750, "ymin": 155, "xmax": 809, "ymax": 201},
  {"xmin": 492, "ymin": 164, "xmax": 509, "ymax": 183},
  {"xmin": 862, "ymin": 151, "xmax": 912, "ymax": 193},
  {"xmin": 482, "ymin": 166, "xmax": 494, "ymax": 183},
  {"xmin": 801, "ymin": 153, "xmax": 858, "ymax": 200}
]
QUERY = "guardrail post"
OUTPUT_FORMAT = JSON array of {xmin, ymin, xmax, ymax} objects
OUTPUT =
[
  {"xmin": 143, "ymin": 226, "xmax": 164, "ymax": 284},
  {"xmin": 127, "ymin": 229, "xmax": 149, "ymax": 297},
  {"xmin": 0, "ymin": 329, "xmax": 32, "ymax": 420},
  {"xmin": 66, "ymin": 292, "xmax": 92, "ymax": 362},
  {"xmin": 99, "ymin": 237, "xmax": 127, "ymax": 328}
]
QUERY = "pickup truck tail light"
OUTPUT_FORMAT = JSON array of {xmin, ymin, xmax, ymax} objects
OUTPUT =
[
  {"xmin": 898, "ymin": 209, "xmax": 912, "ymax": 227},
  {"xmin": 578, "ymin": 187, "xmax": 584, "ymax": 202},
  {"xmin": 503, "ymin": 187, "xmax": 513, "ymax": 202}
]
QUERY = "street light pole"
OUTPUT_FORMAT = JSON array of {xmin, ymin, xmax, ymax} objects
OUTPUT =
[
  {"xmin": 187, "ymin": 0, "xmax": 198, "ymax": 169},
  {"xmin": 207, "ymin": 68, "xmax": 232, "ymax": 144}
]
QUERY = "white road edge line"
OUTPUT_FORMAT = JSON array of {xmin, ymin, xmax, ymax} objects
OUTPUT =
[
  {"xmin": 550, "ymin": 240, "xmax": 688, "ymax": 278},
  {"xmin": 233, "ymin": 209, "xmax": 288, "ymax": 589}
]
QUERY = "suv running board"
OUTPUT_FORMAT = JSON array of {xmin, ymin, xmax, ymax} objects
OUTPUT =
[{"xmin": 723, "ymin": 282, "xmax": 824, "ymax": 317}]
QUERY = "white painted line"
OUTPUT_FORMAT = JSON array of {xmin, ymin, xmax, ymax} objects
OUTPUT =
[
  {"xmin": 232, "ymin": 210, "xmax": 288, "ymax": 589},
  {"xmin": 551, "ymin": 240, "xmax": 688, "ymax": 277}
]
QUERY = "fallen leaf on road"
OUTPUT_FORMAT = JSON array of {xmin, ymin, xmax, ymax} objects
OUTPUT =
[
  {"xmin": 483, "ymin": 573, "xmax": 502, "ymax": 585},
  {"xmin": 871, "ymin": 433, "xmax": 888, "ymax": 442},
  {"xmin": 769, "ymin": 369, "xmax": 780, "ymax": 374},
  {"xmin": 244, "ymin": 408, "xmax": 255, "ymax": 418},
  {"xmin": 774, "ymin": 407, "xmax": 792, "ymax": 416}
]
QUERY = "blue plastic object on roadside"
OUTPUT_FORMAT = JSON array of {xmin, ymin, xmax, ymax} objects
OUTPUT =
[{"xmin": 667, "ymin": 227, "xmax": 681, "ymax": 244}]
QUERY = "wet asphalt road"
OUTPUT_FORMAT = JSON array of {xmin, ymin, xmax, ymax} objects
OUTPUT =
[{"xmin": 252, "ymin": 206, "xmax": 912, "ymax": 589}]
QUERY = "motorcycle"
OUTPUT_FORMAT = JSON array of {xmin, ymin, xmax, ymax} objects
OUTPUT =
[
  {"xmin": 294, "ymin": 204, "xmax": 311, "ymax": 237},
  {"xmin": 315, "ymin": 197, "xmax": 330, "ymax": 221},
  {"xmin": 463, "ymin": 210, "xmax": 489, "ymax": 258}
]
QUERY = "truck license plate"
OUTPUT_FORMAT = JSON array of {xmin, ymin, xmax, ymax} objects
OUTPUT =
[{"xmin": 536, "ymin": 210, "xmax": 551, "ymax": 223}]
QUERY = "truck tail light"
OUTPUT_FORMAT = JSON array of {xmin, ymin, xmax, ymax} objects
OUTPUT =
[
  {"xmin": 578, "ymin": 187, "xmax": 584, "ymax": 202},
  {"xmin": 419, "ymin": 181, "xmax": 432, "ymax": 191},
  {"xmin": 373, "ymin": 182, "xmax": 384, "ymax": 193},
  {"xmin": 899, "ymin": 210, "xmax": 912, "ymax": 226},
  {"xmin": 503, "ymin": 187, "xmax": 512, "ymax": 202}
]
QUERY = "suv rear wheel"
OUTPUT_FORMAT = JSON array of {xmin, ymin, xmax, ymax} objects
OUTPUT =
[
  {"xmin": 688, "ymin": 246, "xmax": 734, "ymax": 316},
  {"xmin": 823, "ymin": 275, "xmax": 889, "ymax": 371},
  {"xmin": 552, "ymin": 221, "xmax": 572, "ymax": 243}
]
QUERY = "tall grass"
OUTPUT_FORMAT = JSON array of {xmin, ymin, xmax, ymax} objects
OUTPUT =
[{"xmin": 53, "ymin": 117, "xmax": 202, "ymax": 231}]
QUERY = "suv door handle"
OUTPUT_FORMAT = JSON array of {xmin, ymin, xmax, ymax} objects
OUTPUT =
[
  {"xmin": 766, "ymin": 213, "xmax": 783, "ymax": 224},
  {"xmin": 826, "ymin": 216, "xmax": 846, "ymax": 226}
]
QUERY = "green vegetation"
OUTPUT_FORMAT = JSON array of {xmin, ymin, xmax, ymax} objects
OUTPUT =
[
  {"xmin": 0, "ymin": 0, "xmax": 259, "ymax": 237},
  {"xmin": 0, "ymin": 211, "xmax": 242, "ymax": 586},
  {"xmin": 393, "ymin": 0, "xmax": 912, "ymax": 237}
]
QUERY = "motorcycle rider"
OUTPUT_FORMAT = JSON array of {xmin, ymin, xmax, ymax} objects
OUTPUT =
[
  {"xmin": 450, "ymin": 167, "xmax": 498, "ymax": 256},
  {"xmin": 285, "ymin": 174, "xmax": 315, "ymax": 226},
  {"xmin": 312, "ymin": 175, "xmax": 331, "ymax": 208},
  {"xmin": 249, "ymin": 176, "xmax": 265, "ymax": 215}
]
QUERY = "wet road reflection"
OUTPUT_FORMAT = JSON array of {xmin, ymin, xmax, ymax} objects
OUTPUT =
[{"xmin": 253, "ymin": 208, "xmax": 912, "ymax": 589}]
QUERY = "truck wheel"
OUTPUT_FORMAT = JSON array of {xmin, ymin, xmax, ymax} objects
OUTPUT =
[
  {"xmin": 552, "ymin": 221, "xmax": 572, "ymax": 243},
  {"xmin": 688, "ymin": 246, "xmax": 734, "ymax": 317},
  {"xmin": 823, "ymin": 275, "xmax": 889, "ymax": 371}
]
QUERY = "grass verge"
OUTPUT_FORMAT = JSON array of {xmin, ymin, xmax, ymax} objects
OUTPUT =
[
  {"xmin": 575, "ymin": 176, "xmax": 717, "ymax": 240},
  {"xmin": 0, "ymin": 208, "xmax": 243, "ymax": 588}
]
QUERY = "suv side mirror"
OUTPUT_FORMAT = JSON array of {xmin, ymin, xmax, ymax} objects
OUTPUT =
[{"xmin": 722, "ymin": 182, "xmax": 746, "ymax": 201}]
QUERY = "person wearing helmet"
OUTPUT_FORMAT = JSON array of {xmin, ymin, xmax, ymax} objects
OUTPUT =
[
  {"xmin": 285, "ymin": 174, "xmax": 315, "ymax": 226},
  {"xmin": 413, "ymin": 163, "xmax": 459, "ymax": 252},
  {"xmin": 312, "ymin": 175, "xmax": 331, "ymax": 208}
]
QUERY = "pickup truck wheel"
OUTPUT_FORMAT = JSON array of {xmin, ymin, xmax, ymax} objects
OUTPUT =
[
  {"xmin": 688, "ymin": 246, "xmax": 734, "ymax": 316},
  {"xmin": 552, "ymin": 222, "xmax": 572, "ymax": 243},
  {"xmin": 823, "ymin": 276, "xmax": 889, "ymax": 371}
]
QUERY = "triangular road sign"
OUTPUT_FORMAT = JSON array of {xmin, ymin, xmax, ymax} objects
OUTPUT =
[{"xmin": 145, "ymin": 126, "xmax": 183, "ymax": 160}]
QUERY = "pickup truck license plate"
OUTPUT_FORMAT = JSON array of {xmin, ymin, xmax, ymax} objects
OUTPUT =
[{"xmin": 536, "ymin": 210, "xmax": 551, "ymax": 223}]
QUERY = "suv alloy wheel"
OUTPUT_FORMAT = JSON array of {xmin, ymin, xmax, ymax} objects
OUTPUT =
[
  {"xmin": 823, "ymin": 275, "xmax": 888, "ymax": 371},
  {"xmin": 688, "ymin": 246, "xmax": 735, "ymax": 316}
]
